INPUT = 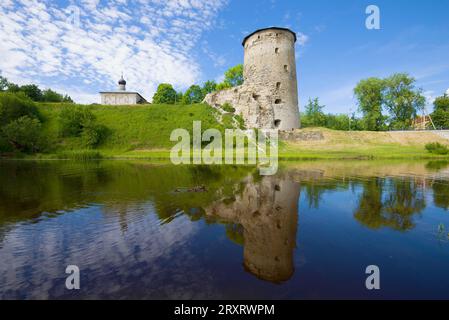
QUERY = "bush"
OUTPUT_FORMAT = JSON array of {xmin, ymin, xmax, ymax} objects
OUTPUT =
[
  {"xmin": 0, "ymin": 92, "xmax": 39, "ymax": 126},
  {"xmin": 234, "ymin": 114, "xmax": 245, "ymax": 129},
  {"xmin": 221, "ymin": 103, "xmax": 235, "ymax": 113},
  {"xmin": 2, "ymin": 116, "xmax": 43, "ymax": 153},
  {"xmin": 81, "ymin": 123, "xmax": 104, "ymax": 148},
  {"xmin": 59, "ymin": 106, "xmax": 96, "ymax": 137},
  {"xmin": 59, "ymin": 106, "xmax": 106, "ymax": 148},
  {"xmin": 425, "ymin": 142, "xmax": 449, "ymax": 155}
]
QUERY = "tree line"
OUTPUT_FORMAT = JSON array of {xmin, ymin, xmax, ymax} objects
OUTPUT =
[
  {"xmin": 151, "ymin": 64, "xmax": 243, "ymax": 104},
  {"xmin": 0, "ymin": 75, "xmax": 73, "ymax": 103},
  {"xmin": 302, "ymin": 73, "xmax": 449, "ymax": 130}
]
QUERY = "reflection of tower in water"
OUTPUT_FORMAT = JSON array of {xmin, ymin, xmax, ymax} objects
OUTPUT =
[{"xmin": 205, "ymin": 173, "xmax": 300, "ymax": 282}]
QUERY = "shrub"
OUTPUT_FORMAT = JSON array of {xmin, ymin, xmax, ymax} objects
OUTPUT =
[
  {"xmin": 0, "ymin": 92, "xmax": 39, "ymax": 126},
  {"xmin": 81, "ymin": 124, "xmax": 103, "ymax": 148},
  {"xmin": 59, "ymin": 106, "xmax": 106, "ymax": 148},
  {"xmin": 234, "ymin": 114, "xmax": 245, "ymax": 129},
  {"xmin": 59, "ymin": 106, "xmax": 96, "ymax": 137},
  {"xmin": 2, "ymin": 116, "xmax": 43, "ymax": 153},
  {"xmin": 221, "ymin": 103, "xmax": 235, "ymax": 113},
  {"xmin": 425, "ymin": 142, "xmax": 449, "ymax": 155}
]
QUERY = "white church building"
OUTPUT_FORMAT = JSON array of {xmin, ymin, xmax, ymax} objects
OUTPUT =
[{"xmin": 99, "ymin": 75, "xmax": 147, "ymax": 105}]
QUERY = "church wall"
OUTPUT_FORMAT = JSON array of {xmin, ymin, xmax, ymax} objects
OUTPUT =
[{"xmin": 100, "ymin": 93, "xmax": 140, "ymax": 105}]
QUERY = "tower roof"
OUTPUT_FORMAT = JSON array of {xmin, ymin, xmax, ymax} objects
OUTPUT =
[{"xmin": 242, "ymin": 27, "xmax": 297, "ymax": 46}]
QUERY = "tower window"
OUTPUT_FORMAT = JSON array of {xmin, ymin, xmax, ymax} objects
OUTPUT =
[
  {"xmin": 276, "ymin": 82, "xmax": 281, "ymax": 90},
  {"xmin": 275, "ymin": 99, "xmax": 282, "ymax": 104},
  {"xmin": 274, "ymin": 119, "xmax": 281, "ymax": 128},
  {"xmin": 284, "ymin": 65, "xmax": 289, "ymax": 72},
  {"xmin": 275, "ymin": 48, "xmax": 279, "ymax": 54}
]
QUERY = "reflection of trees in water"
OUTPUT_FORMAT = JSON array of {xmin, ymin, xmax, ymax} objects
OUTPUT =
[
  {"xmin": 0, "ymin": 161, "xmax": 252, "ymax": 226},
  {"xmin": 432, "ymin": 181, "xmax": 449, "ymax": 210},
  {"xmin": 354, "ymin": 178, "xmax": 425, "ymax": 231},
  {"xmin": 302, "ymin": 179, "xmax": 350, "ymax": 209},
  {"xmin": 298, "ymin": 173, "xmax": 429, "ymax": 231}
]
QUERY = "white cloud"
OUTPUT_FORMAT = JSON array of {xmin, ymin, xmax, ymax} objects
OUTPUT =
[
  {"xmin": 297, "ymin": 32, "xmax": 309, "ymax": 46},
  {"xmin": 446, "ymin": 88, "xmax": 449, "ymax": 95},
  {"xmin": 0, "ymin": 0, "xmax": 228, "ymax": 102}
]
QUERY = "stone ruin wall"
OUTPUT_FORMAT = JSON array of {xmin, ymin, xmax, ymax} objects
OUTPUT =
[{"xmin": 204, "ymin": 28, "xmax": 300, "ymax": 131}]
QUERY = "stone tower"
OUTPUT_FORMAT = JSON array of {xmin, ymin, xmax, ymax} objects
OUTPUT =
[
  {"xmin": 242, "ymin": 27, "xmax": 300, "ymax": 130},
  {"xmin": 204, "ymin": 27, "xmax": 300, "ymax": 130}
]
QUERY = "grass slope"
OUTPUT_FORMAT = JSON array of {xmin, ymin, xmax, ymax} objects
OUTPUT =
[
  {"xmin": 281, "ymin": 127, "xmax": 449, "ymax": 160},
  {"xmin": 31, "ymin": 103, "xmax": 449, "ymax": 160},
  {"xmin": 38, "ymin": 102, "xmax": 224, "ymax": 158}
]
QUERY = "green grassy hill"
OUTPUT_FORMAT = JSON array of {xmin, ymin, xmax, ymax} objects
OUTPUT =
[
  {"xmin": 23, "ymin": 103, "xmax": 449, "ymax": 160},
  {"xmin": 38, "ymin": 102, "xmax": 228, "ymax": 157}
]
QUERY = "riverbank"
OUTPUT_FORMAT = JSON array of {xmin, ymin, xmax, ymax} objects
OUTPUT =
[{"xmin": 2, "ymin": 103, "xmax": 449, "ymax": 161}]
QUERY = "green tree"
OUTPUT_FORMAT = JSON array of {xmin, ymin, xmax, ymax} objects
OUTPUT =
[
  {"xmin": 202, "ymin": 80, "xmax": 217, "ymax": 95},
  {"xmin": 19, "ymin": 84, "xmax": 43, "ymax": 102},
  {"xmin": 42, "ymin": 89, "xmax": 64, "ymax": 102},
  {"xmin": 325, "ymin": 113, "xmax": 351, "ymax": 130},
  {"xmin": 354, "ymin": 77, "xmax": 387, "ymax": 131},
  {"xmin": 431, "ymin": 94, "xmax": 449, "ymax": 129},
  {"xmin": 222, "ymin": 64, "xmax": 243, "ymax": 88},
  {"xmin": 2, "ymin": 116, "xmax": 43, "ymax": 152},
  {"xmin": 62, "ymin": 94, "xmax": 74, "ymax": 103},
  {"xmin": 152, "ymin": 83, "xmax": 177, "ymax": 104},
  {"xmin": 216, "ymin": 82, "xmax": 231, "ymax": 91},
  {"xmin": 182, "ymin": 85, "xmax": 204, "ymax": 104},
  {"xmin": 6, "ymin": 83, "xmax": 20, "ymax": 93},
  {"xmin": 175, "ymin": 91, "xmax": 183, "ymax": 104},
  {"xmin": 0, "ymin": 76, "xmax": 8, "ymax": 91},
  {"xmin": 383, "ymin": 73, "xmax": 425, "ymax": 130},
  {"xmin": 302, "ymin": 98, "xmax": 326, "ymax": 127}
]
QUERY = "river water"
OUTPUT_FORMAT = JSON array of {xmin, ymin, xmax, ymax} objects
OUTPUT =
[{"xmin": 0, "ymin": 160, "xmax": 449, "ymax": 299}]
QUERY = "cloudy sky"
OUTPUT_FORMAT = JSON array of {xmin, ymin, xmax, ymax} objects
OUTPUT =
[{"xmin": 0, "ymin": 0, "xmax": 448, "ymax": 113}]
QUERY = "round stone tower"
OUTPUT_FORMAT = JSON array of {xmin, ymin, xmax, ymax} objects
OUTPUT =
[{"xmin": 242, "ymin": 27, "xmax": 300, "ymax": 130}]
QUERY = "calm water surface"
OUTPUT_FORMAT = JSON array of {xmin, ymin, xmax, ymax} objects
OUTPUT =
[{"xmin": 1, "ymin": 160, "xmax": 449, "ymax": 299}]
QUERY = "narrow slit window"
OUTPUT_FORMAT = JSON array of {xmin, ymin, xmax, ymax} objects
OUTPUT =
[
  {"xmin": 276, "ymin": 82, "xmax": 281, "ymax": 90},
  {"xmin": 275, "ymin": 48, "xmax": 279, "ymax": 54},
  {"xmin": 284, "ymin": 65, "xmax": 289, "ymax": 72},
  {"xmin": 274, "ymin": 119, "xmax": 281, "ymax": 128}
]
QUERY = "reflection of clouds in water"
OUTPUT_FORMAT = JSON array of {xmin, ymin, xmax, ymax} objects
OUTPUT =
[{"xmin": 0, "ymin": 201, "xmax": 219, "ymax": 299}]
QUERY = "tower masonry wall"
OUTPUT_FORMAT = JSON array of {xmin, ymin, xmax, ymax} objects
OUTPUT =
[{"xmin": 203, "ymin": 28, "xmax": 300, "ymax": 130}]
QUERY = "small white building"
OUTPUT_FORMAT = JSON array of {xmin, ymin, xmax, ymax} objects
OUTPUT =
[{"xmin": 100, "ymin": 75, "xmax": 147, "ymax": 105}]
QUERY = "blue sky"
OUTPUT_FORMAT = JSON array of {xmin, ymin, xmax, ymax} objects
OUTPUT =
[{"xmin": 1, "ymin": 0, "xmax": 448, "ymax": 114}]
